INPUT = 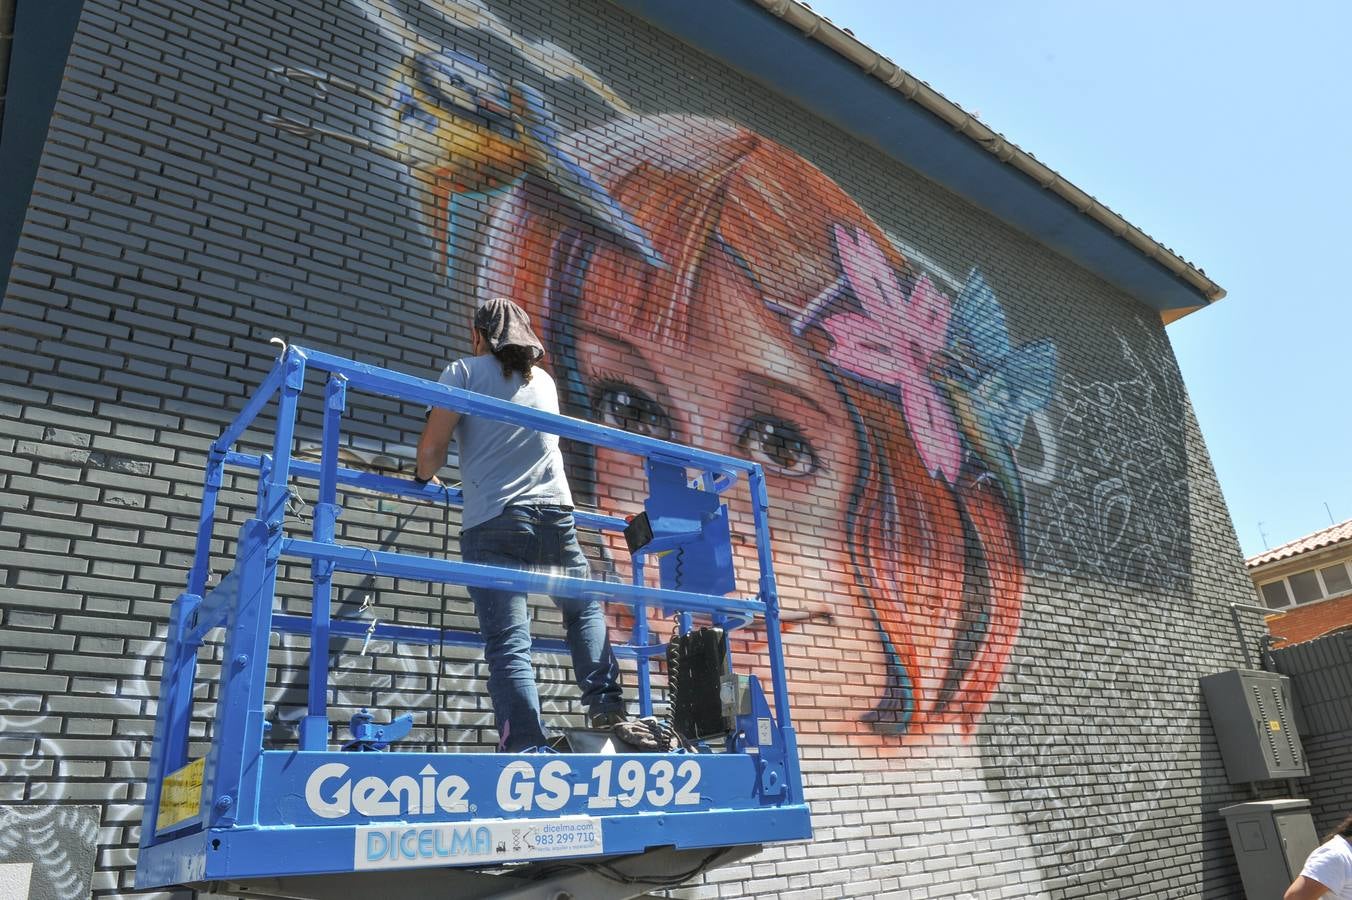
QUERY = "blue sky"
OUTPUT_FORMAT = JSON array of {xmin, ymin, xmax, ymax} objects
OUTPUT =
[{"xmin": 805, "ymin": 0, "xmax": 1352, "ymax": 558}]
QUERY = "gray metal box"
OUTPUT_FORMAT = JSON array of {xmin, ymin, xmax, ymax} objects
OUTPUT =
[
  {"xmin": 1220, "ymin": 799, "xmax": 1319, "ymax": 900},
  {"xmin": 1201, "ymin": 669, "xmax": 1308, "ymax": 782}
]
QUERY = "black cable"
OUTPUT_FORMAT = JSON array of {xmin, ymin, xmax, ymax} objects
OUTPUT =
[
  {"xmin": 528, "ymin": 846, "xmax": 732, "ymax": 888},
  {"xmin": 594, "ymin": 847, "xmax": 728, "ymax": 887}
]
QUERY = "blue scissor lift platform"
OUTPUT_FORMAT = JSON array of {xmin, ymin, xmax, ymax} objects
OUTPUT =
[{"xmin": 135, "ymin": 346, "xmax": 811, "ymax": 898}]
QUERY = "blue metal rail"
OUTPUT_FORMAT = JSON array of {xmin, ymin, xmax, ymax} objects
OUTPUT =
[{"xmin": 135, "ymin": 345, "xmax": 811, "ymax": 889}]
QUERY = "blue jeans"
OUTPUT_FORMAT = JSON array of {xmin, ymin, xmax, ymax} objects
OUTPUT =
[{"xmin": 461, "ymin": 505, "xmax": 623, "ymax": 751}]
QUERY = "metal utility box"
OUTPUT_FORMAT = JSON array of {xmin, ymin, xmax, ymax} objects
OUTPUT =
[
  {"xmin": 1220, "ymin": 799, "xmax": 1319, "ymax": 900},
  {"xmin": 1201, "ymin": 669, "xmax": 1308, "ymax": 782}
]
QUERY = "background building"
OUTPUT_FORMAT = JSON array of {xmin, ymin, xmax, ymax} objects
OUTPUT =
[
  {"xmin": 1249, "ymin": 519, "xmax": 1352, "ymax": 648},
  {"xmin": 0, "ymin": 0, "xmax": 1288, "ymax": 897}
]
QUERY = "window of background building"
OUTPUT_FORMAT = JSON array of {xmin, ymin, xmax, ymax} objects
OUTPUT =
[
  {"xmin": 1290, "ymin": 570, "xmax": 1324, "ymax": 604},
  {"xmin": 1262, "ymin": 580, "xmax": 1293, "ymax": 608},
  {"xmin": 1321, "ymin": 564, "xmax": 1352, "ymax": 594},
  {"xmin": 1258, "ymin": 561, "xmax": 1352, "ymax": 609}
]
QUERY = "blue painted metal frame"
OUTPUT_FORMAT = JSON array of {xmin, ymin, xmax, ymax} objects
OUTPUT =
[{"xmin": 135, "ymin": 346, "xmax": 810, "ymax": 889}]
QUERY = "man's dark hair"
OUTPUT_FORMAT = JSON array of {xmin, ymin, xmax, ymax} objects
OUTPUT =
[
  {"xmin": 1328, "ymin": 813, "xmax": 1352, "ymax": 842},
  {"xmin": 488, "ymin": 341, "xmax": 537, "ymax": 383}
]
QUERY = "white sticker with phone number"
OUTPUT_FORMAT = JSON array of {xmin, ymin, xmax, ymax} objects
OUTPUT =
[{"xmin": 355, "ymin": 816, "xmax": 602, "ymax": 870}]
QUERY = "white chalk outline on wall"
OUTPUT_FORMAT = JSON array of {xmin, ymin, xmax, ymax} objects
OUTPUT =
[{"xmin": 1027, "ymin": 318, "xmax": 1190, "ymax": 589}]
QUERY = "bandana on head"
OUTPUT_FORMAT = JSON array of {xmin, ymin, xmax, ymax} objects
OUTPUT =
[{"xmin": 474, "ymin": 297, "xmax": 544, "ymax": 360}]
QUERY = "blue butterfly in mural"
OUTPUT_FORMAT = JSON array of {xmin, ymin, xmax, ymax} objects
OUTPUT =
[{"xmin": 935, "ymin": 269, "xmax": 1057, "ymax": 529}]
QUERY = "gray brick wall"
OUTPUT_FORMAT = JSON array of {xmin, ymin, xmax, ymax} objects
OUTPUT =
[{"xmin": 0, "ymin": 0, "xmax": 1265, "ymax": 896}]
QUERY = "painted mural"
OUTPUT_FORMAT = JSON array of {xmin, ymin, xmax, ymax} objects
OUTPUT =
[{"xmin": 264, "ymin": 0, "xmax": 1061, "ymax": 744}]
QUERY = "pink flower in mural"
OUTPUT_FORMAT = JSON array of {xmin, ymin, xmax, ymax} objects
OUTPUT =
[{"xmin": 823, "ymin": 224, "xmax": 963, "ymax": 483}]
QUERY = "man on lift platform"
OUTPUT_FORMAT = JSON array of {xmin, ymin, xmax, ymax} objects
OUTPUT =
[{"xmin": 415, "ymin": 297, "xmax": 663, "ymax": 751}]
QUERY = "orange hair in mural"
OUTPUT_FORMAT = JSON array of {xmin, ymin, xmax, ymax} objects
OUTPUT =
[{"xmin": 476, "ymin": 115, "xmax": 1024, "ymax": 739}]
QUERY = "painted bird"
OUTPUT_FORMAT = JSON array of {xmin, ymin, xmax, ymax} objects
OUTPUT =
[
  {"xmin": 387, "ymin": 48, "xmax": 664, "ymax": 274},
  {"xmin": 934, "ymin": 269, "xmax": 1056, "ymax": 541}
]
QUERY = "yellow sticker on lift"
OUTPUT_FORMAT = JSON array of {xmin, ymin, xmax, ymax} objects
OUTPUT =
[
  {"xmin": 1269, "ymin": 720, "xmax": 1282, "ymax": 732},
  {"xmin": 157, "ymin": 757, "xmax": 206, "ymax": 832}
]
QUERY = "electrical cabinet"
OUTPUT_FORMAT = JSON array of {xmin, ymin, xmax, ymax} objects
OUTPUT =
[
  {"xmin": 1220, "ymin": 799, "xmax": 1319, "ymax": 900},
  {"xmin": 1201, "ymin": 669, "xmax": 1308, "ymax": 782}
]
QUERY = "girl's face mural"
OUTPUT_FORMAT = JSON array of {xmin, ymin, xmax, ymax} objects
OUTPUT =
[{"xmin": 469, "ymin": 116, "xmax": 1053, "ymax": 745}]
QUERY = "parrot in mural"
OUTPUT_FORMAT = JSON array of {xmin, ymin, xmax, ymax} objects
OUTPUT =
[
  {"xmin": 267, "ymin": 45, "xmax": 662, "ymax": 276},
  {"xmin": 935, "ymin": 269, "xmax": 1057, "ymax": 536},
  {"xmin": 385, "ymin": 47, "xmax": 663, "ymax": 272}
]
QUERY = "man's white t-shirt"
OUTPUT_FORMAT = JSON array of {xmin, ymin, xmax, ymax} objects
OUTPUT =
[
  {"xmin": 1301, "ymin": 836, "xmax": 1352, "ymax": 898},
  {"xmin": 437, "ymin": 355, "xmax": 573, "ymax": 530}
]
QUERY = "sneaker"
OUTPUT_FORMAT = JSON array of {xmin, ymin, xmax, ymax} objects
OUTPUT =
[{"xmin": 615, "ymin": 717, "xmax": 669, "ymax": 752}]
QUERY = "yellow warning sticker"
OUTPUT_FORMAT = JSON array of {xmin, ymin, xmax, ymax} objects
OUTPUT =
[
  {"xmin": 157, "ymin": 757, "xmax": 206, "ymax": 832},
  {"xmin": 1269, "ymin": 720, "xmax": 1282, "ymax": 732}
]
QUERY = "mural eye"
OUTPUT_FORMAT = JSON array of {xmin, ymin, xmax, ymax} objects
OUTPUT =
[
  {"xmin": 416, "ymin": 58, "xmax": 474, "ymax": 111},
  {"xmin": 737, "ymin": 416, "xmax": 817, "ymax": 477},
  {"xmin": 592, "ymin": 381, "xmax": 673, "ymax": 440}
]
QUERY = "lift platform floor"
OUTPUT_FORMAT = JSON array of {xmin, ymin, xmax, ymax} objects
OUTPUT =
[{"xmin": 197, "ymin": 843, "xmax": 763, "ymax": 900}]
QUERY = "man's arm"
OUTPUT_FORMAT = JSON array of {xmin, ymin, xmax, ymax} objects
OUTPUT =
[
  {"xmin": 415, "ymin": 408, "xmax": 460, "ymax": 483},
  {"xmin": 1286, "ymin": 875, "xmax": 1331, "ymax": 899}
]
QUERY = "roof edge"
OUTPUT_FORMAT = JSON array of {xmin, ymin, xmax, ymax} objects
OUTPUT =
[
  {"xmin": 749, "ymin": 0, "xmax": 1225, "ymax": 306},
  {"xmin": 1246, "ymin": 519, "xmax": 1352, "ymax": 570}
]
